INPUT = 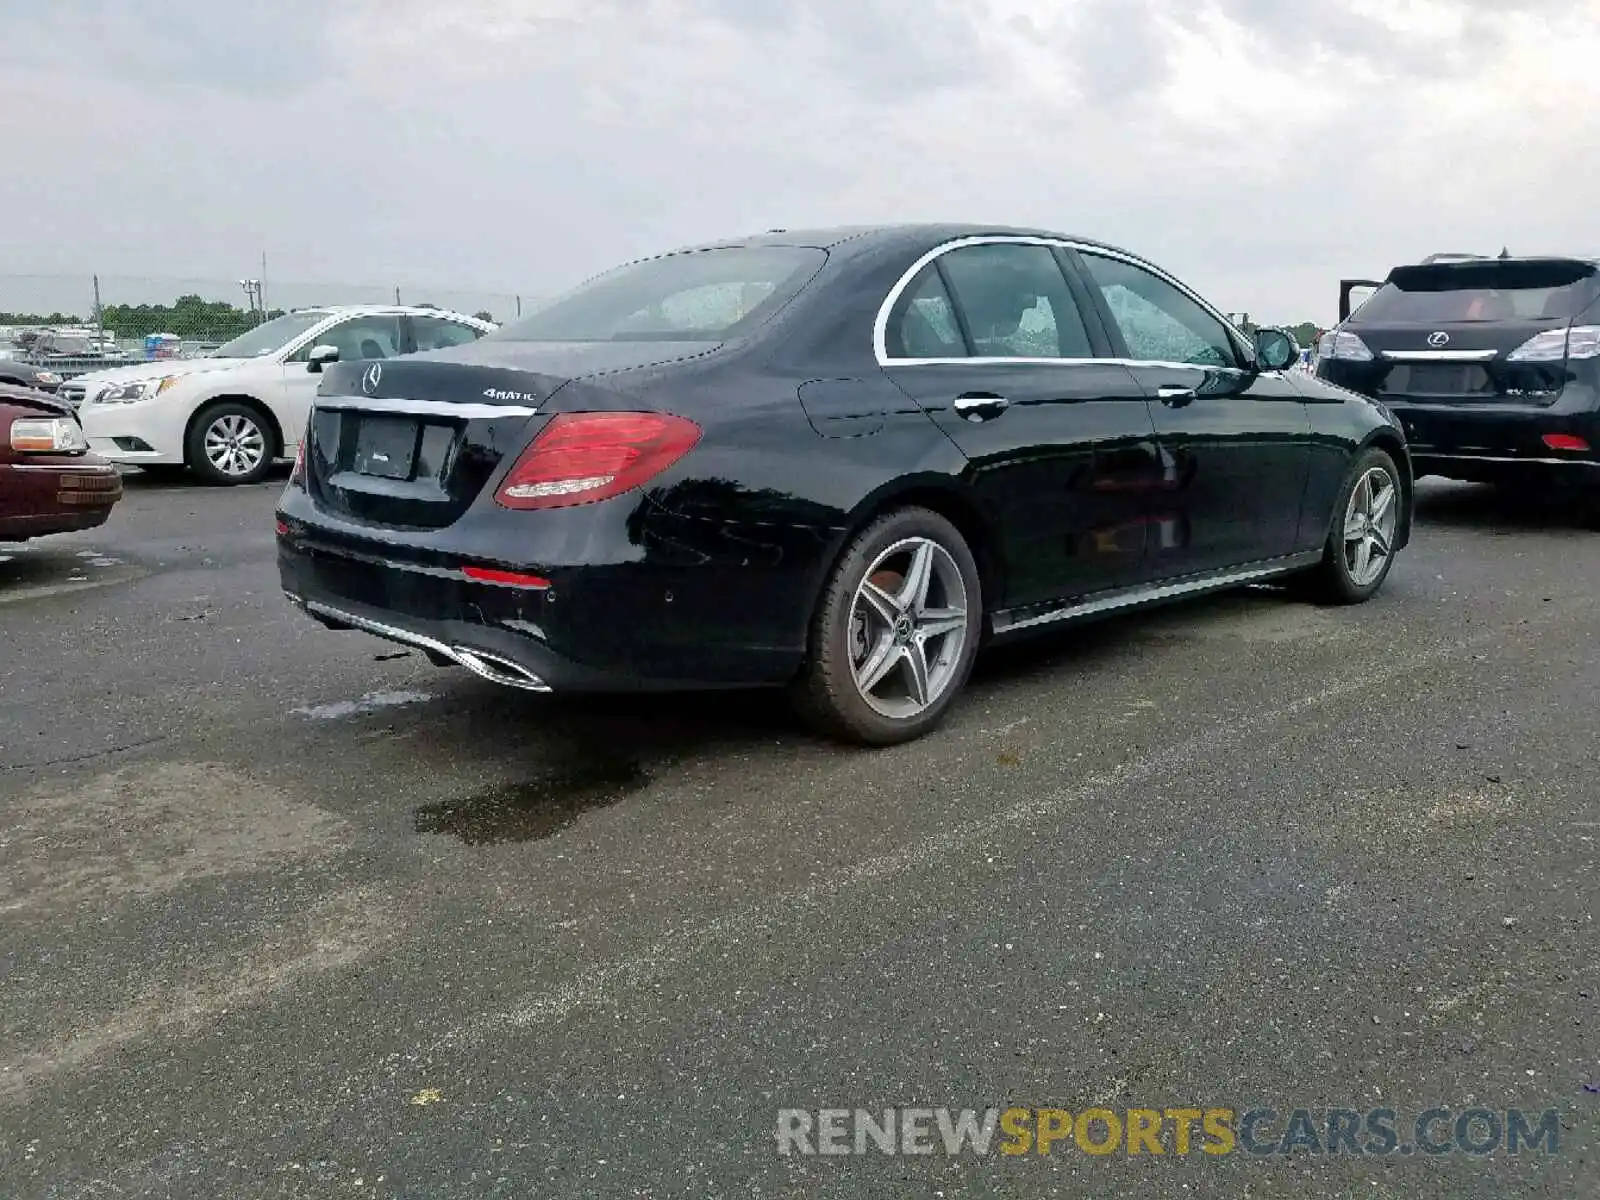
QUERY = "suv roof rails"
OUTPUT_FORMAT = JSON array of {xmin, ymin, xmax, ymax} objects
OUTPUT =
[{"xmin": 1419, "ymin": 252, "xmax": 1493, "ymax": 264}]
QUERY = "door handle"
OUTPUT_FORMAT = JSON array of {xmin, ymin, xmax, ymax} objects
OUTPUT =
[
  {"xmin": 952, "ymin": 393, "xmax": 1010, "ymax": 421},
  {"xmin": 1156, "ymin": 385, "xmax": 1197, "ymax": 407}
]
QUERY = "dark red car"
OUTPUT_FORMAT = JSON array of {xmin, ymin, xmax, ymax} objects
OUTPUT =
[{"xmin": 0, "ymin": 381, "xmax": 122, "ymax": 541}]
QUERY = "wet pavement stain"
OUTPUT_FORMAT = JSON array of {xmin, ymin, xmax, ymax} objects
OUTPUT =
[{"xmin": 414, "ymin": 760, "xmax": 651, "ymax": 845}]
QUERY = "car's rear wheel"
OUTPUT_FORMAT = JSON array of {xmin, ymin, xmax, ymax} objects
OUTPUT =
[
  {"xmin": 1294, "ymin": 446, "xmax": 1402, "ymax": 604},
  {"xmin": 792, "ymin": 507, "xmax": 983, "ymax": 746},
  {"xmin": 186, "ymin": 401, "xmax": 274, "ymax": 486}
]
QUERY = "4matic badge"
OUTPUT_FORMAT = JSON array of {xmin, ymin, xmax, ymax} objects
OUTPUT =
[{"xmin": 483, "ymin": 387, "xmax": 541, "ymax": 402}]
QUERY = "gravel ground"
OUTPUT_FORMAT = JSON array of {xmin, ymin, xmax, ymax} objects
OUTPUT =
[{"xmin": 0, "ymin": 470, "xmax": 1595, "ymax": 1199}]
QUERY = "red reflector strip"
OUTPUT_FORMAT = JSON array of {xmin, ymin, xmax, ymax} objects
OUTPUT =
[
  {"xmin": 462, "ymin": 565, "xmax": 552, "ymax": 589},
  {"xmin": 1542, "ymin": 433, "xmax": 1590, "ymax": 451},
  {"xmin": 274, "ymin": 519, "xmax": 290, "ymax": 536}
]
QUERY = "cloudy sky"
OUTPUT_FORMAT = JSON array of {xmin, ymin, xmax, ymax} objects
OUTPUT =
[{"xmin": 1, "ymin": 0, "xmax": 1595, "ymax": 322}]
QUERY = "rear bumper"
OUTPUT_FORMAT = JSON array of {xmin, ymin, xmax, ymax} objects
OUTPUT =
[
  {"xmin": 1411, "ymin": 453, "xmax": 1600, "ymax": 486},
  {"xmin": 275, "ymin": 510, "xmax": 814, "ymax": 692},
  {"xmin": 285, "ymin": 591, "xmax": 556, "ymax": 691},
  {"xmin": 1370, "ymin": 389, "xmax": 1600, "ymax": 484}
]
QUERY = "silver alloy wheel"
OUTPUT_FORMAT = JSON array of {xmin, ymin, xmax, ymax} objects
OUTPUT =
[
  {"xmin": 203, "ymin": 412, "xmax": 267, "ymax": 477},
  {"xmin": 1343, "ymin": 464, "xmax": 1398, "ymax": 587},
  {"xmin": 848, "ymin": 536, "xmax": 969, "ymax": 720}
]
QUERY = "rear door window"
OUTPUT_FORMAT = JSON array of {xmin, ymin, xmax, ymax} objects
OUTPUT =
[
  {"xmin": 885, "ymin": 267, "xmax": 967, "ymax": 358},
  {"xmin": 410, "ymin": 315, "xmax": 485, "ymax": 351},
  {"xmin": 936, "ymin": 242, "xmax": 1094, "ymax": 358}
]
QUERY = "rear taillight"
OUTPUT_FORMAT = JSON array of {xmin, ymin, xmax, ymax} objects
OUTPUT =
[
  {"xmin": 1542, "ymin": 433, "xmax": 1590, "ymax": 452},
  {"xmin": 1317, "ymin": 330, "xmax": 1374, "ymax": 362},
  {"xmin": 494, "ymin": 412, "xmax": 701, "ymax": 510},
  {"xmin": 1507, "ymin": 325, "xmax": 1600, "ymax": 362},
  {"xmin": 462, "ymin": 565, "xmax": 551, "ymax": 588}
]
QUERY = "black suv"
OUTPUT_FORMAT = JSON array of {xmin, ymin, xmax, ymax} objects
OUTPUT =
[{"xmin": 1316, "ymin": 253, "xmax": 1600, "ymax": 499}]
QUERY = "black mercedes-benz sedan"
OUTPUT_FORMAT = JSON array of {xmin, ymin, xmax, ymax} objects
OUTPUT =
[
  {"xmin": 1318, "ymin": 253, "xmax": 1600, "ymax": 503},
  {"xmin": 277, "ymin": 224, "xmax": 1412, "ymax": 745}
]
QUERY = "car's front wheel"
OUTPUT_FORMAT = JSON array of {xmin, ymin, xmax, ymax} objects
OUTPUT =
[
  {"xmin": 793, "ymin": 507, "xmax": 983, "ymax": 746},
  {"xmin": 1295, "ymin": 446, "xmax": 1403, "ymax": 604},
  {"xmin": 186, "ymin": 401, "xmax": 275, "ymax": 485}
]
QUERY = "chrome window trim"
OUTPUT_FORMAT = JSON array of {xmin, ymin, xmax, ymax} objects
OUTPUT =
[
  {"xmin": 873, "ymin": 234, "xmax": 1255, "ymax": 369},
  {"xmin": 312, "ymin": 397, "xmax": 540, "ymax": 419},
  {"xmin": 876, "ymin": 354, "xmax": 1247, "ymax": 374},
  {"xmin": 1379, "ymin": 349, "xmax": 1499, "ymax": 362}
]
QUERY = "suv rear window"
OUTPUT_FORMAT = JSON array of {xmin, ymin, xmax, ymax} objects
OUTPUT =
[
  {"xmin": 1353, "ymin": 260, "xmax": 1600, "ymax": 323},
  {"xmin": 492, "ymin": 246, "xmax": 826, "ymax": 342}
]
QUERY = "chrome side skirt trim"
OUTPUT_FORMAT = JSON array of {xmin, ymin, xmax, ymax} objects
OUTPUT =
[
  {"xmin": 313, "ymin": 397, "xmax": 540, "ymax": 418},
  {"xmin": 991, "ymin": 554, "xmax": 1321, "ymax": 636},
  {"xmin": 294, "ymin": 596, "xmax": 552, "ymax": 692}
]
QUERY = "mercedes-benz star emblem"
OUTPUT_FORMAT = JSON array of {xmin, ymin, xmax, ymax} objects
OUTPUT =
[
  {"xmin": 361, "ymin": 362, "xmax": 383, "ymax": 395},
  {"xmin": 1427, "ymin": 330, "xmax": 1451, "ymax": 347}
]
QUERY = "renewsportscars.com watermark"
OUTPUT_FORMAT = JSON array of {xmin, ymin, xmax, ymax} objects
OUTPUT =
[{"xmin": 776, "ymin": 1106, "xmax": 1563, "ymax": 1158}]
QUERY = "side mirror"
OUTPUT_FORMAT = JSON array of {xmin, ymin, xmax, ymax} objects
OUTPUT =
[
  {"xmin": 305, "ymin": 344, "xmax": 340, "ymax": 374},
  {"xmin": 1253, "ymin": 327, "xmax": 1300, "ymax": 372}
]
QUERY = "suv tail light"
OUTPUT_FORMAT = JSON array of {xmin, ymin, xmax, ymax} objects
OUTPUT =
[
  {"xmin": 1316, "ymin": 330, "xmax": 1374, "ymax": 362},
  {"xmin": 1507, "ymin": 325, "xmax": 1600, "ymax": 362},
  {"xmin": 494, "ymin": 412, "xmax": 702, "ymax": 510}
]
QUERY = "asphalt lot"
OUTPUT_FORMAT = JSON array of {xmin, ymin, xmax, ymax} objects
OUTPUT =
[{"xmin": 1, "ymin": 470, "xmax": 1595, "ymax": 1199}]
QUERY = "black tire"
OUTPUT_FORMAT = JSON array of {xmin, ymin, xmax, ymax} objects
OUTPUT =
[
  {"xmin": 1293, "ymin": 446, "xmax": 1402, "ymax": 605},
  {"xmin": 185, "ymin": 400, "xmax": 276, "ymax": 486},
  {"xmin": 791, "ymin": 506, "xmax": 983, "ymax": 746}
]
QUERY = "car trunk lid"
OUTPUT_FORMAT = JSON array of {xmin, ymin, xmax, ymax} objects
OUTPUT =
[{"xmin": 303, "ymin": 341, "xmax": 717, "ymax": 529}]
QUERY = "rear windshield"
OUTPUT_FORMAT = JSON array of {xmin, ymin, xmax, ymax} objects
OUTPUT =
[
  {"xmin": 1354, "ymin": 261, "xmax": 1600, "ymax": 323},
  {"xmin": 491, "ymin": 246, "xmax": 826, "ymax": 342}
]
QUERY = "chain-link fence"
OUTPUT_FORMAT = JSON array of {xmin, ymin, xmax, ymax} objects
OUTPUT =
[{"xmin": 0, "ymin": 274, "xmax": 537, "ymax": 379}]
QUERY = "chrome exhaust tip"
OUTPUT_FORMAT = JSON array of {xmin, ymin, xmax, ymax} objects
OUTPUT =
[{"xmin": 451, "ymin": 647, "xmax": 551, "ymax": 692}]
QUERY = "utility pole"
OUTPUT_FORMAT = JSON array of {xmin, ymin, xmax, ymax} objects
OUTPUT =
[
  {"xmin": 395, "ymin": 286, "xmax": 402, "ymax": 304},
  {"xmin": 260, "ymin": 251, "xmax": 268, "ymax": 314},
  {"xmin": 91, "ymin": 274, "xmax": 103, "ymax": 335}
]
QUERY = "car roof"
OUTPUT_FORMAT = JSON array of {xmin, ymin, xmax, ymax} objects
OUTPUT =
[
  {"xmin": 287, "ymin": 304, "xmax": 492, "ymax": 322},
  {"xmin": 1408, "ymin": 252, "xmax": 1600, "ymax": 269},
  {"xmin": 662, "ymin": 223, "xmax": 1153, "ymax": 264}
]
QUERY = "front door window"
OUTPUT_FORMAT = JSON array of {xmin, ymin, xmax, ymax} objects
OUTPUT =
[
  {"xmin": 291, "ymin": 316, "xmax": 404, "ymax": 363},
  {"xmin": 1078, "ymin": 254, "xmax": 1241, "ymax": 368}
]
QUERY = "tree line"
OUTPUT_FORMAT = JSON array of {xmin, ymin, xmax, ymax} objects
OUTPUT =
[{"xmin": 2, "ymin": 296, "xmax": 502, "ymax": 342}]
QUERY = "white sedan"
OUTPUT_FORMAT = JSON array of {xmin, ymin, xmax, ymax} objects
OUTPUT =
[{"xmin": 65, "ymin": 305, "xmax": 496, "ymax": 484}]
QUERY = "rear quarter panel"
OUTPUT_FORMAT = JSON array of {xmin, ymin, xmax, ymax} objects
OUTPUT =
[{"xmin": 598, "ymin": 353, "xmax": 969, "ymax": 658}]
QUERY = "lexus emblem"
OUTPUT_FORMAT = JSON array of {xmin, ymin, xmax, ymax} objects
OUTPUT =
[
  {"xmin": 1427, "ymin": 330, "xmax": 1450, "ymax": 347},
  {"xmin": 361, "ymin": 362, "xmax": 383, "ymax": 395}
]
